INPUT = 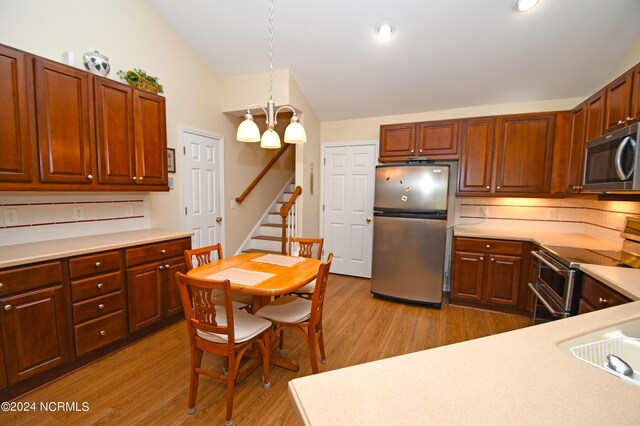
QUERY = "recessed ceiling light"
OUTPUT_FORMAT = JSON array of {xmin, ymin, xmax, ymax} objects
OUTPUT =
[
  {"xmin": 515, "ymin": 0, "xmax": 540, "ymax": 12},
  {"xmin": 376, "ymin": 22, "xmax": 394, "ymax": 40}
]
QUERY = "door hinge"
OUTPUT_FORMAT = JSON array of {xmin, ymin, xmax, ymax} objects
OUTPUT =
[
  {"xmin": 183, "ymin": 146, "xmax": 186, "ymax": 155},
  {"xmin": 184, "ymin": 207, "xmax": 187, "ymax": 215},
  {"xmin": 323, "ymin": 205, "xmax": 325, "ymax": 212},
  {"xmin": 323, "ymin": 158, "xmax": 326, "ymax": 165}
]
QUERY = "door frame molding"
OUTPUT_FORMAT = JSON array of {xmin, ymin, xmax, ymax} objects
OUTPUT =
[
  {"xmin": 179, "ymin": 126, "xmax": 226, "ymax": 250},
  {"xmin": 319, "ymin": 140, "xmax": 378, "ymax": 274}
]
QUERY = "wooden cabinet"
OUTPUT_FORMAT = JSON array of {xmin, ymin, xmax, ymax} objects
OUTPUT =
[
  {"xmin": 132, "ymin": 90, "xmax": 168, "ymax": 186},
  {"xmin": 0, "ymin": 261, "xmax": 70, "ymax": 385},
  {"xmin": 585, "ymin": 89, "xmax": 606, "ymax": 142},
  {"xmin": 604, "ymin": 70, "xmax": 634, "ymax": 133},
  {"xmin": 566, "ymin": 102, "xmax": 587, "ymax": 194},
  {"xmin": 125, "ymin": 238, "xmax": 190, "ymax": 333},
  {"xmin": 34, "ymin": 57, "xmax": 94, "ymax": 185},
  {"xmin": 629, "ymin": 63, "xmax": 640, "ymax": 125},
  {"xmin": 0, "ymin": 44, "xmax": 34, "ymax": 183},
  {"xmin": 69, "ymin": 251, "xmax": 125, "ymax": 357},
  {"xmin": 379, "ymin": 120, "xmax": 459, "ymax": 162},
  {"xmin": 457, "ymin": 117, "xmax": 495, "ymax": 193},
  {"xmin": 0, "ymin": 329, "xmax": 7, "ymax": 389},
  {"xmin": 451, "ymin": 237, "xmax": 527, "ymax": 313},
  {"xmin": 578, "ymin": 274, "xmax": 632, "ymax": 314}
]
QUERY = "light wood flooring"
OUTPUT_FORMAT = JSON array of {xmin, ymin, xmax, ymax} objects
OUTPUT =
[{"xmin": 4, "ymin": 274, "xmax": 531, "ymax": 425}]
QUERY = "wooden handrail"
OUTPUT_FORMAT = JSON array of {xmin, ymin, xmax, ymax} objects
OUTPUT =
[
  {"xmin": 280, "ymin": 186, "xmax": 302, "ymax": 254},
  {"xmin": 235, "ymin": 143, "xmax": 291, "ymax": 204}
]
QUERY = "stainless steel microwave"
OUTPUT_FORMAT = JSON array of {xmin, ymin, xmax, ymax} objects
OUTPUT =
[{"xmin": 583, "ymin": 123, "xmax": 639, "ymax": 192}]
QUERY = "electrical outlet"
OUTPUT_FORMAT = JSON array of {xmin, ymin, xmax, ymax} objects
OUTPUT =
[
  {"xmin": 230, "ymin": 200, "xmax": 238, "ymax": 209},
  {"xmin": 73, "ymin": 206, "xmax": 84, "ymax": 221},
  {"xmin": 4, "ymin": 208, "xmax": 18, "ymax": 226},
  {"xmin": 124, "ymin": 205, "xmax": 134, "ymax": 217}
]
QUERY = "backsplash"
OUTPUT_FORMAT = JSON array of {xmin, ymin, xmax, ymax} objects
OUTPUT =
[
  {"xmin": 454, "ymin": 197, "xmax": 640, "ymax": 247},
  {"xmin": 0, "ymin": 193, "xmax": 150, "ymax": 247}
]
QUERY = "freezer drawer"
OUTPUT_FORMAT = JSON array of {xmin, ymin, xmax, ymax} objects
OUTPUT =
[{"xmin": 371, "ymin": 215, "xmax": 446, "ymax": 305}]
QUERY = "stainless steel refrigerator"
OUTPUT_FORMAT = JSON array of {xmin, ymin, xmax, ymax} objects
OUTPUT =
[{"xmin": 371, "ymin": 163, "xmax": 449, "ymax": 307}]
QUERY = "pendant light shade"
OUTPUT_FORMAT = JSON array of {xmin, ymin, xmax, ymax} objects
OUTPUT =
[
  {"xmin": 237, "ymin": 114, "xmax": 261, "ymax": 142},
  {"xmin": 260, "ymin": 128, "xmax": 281, "ymax": 149},
  {"xmin": 284, "ymin": 117, "xmax": 307, "ymax": 144}
]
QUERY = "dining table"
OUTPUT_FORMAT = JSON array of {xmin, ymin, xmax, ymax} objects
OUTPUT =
[{"xmin": 186, "ymin": 251, "xmax": 322, "ymax": 371}]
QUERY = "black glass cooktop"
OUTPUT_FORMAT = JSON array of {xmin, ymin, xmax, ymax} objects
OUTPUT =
[{"xmin": 543, "ymin": 245, "xmax": 631, "ymax": 269}]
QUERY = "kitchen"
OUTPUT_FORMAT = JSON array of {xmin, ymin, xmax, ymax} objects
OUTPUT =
[{"xmin": 2, "ymin": 0, "xmax": 640, "ymax": 424}]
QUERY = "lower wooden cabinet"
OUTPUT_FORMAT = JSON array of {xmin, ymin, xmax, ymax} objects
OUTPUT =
[
  {"xmin": 451, "ymin": 237, "xmax": 529, "ymax": 314},
  {"xmin": 578, "ymin": 274, "xmax": 632, "ymax": 314}
]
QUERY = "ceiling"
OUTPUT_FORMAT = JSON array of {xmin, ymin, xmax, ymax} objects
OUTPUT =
[{"xmin": 150, "ymin": 0, "xmax": 640, "ymax": 122}]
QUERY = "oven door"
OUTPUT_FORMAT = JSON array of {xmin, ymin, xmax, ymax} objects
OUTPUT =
[{"xmin": 529, "ymin": 251, "xmax": 575, "ymax": 324}]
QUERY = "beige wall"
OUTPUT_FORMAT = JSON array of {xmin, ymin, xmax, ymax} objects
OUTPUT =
[
  {"xmin": 0, "ymin": 0, "xmax": 294, "ymax": 254},
  {"xmin": 609, "ymin": 33, "xmax": 640, "ymax": 81}
]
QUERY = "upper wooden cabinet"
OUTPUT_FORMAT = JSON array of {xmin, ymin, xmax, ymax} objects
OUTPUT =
[
  {"xmin": 566, "ymin": 102, "xmax": 587, "ymax": 193},
  {"xmin": 630, "ymin": 63, "xmax": 640, "ymax": 125},
  {"xmin": 379, "ymin": 120, "xmax": 459, "ymax": 162},
  {"xmin": 604, "ymin": 70, "xmax": 634, "ymax": 133},
  {"xmin": 457, "ymin": 117, "xmax": 495, "ymax": 193},
  {"xmin": 0, "ymin": 44, "xmax": 34, "ymax": 183},
  {"xmin": 133, "ymin": 90, "xmax": 168, "ymax": 186},
  {"xmin": 585, "ymin": 89, "xmax": 606, "ymax": 142}
]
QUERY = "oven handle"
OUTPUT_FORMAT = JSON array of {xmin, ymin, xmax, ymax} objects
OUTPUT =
[
  {"xmin": 531, "ymin": 250, "xmax": 572, "ymax": 277},
  {"xmin": 528, "ymin": 283, "xmax": 569, "ymax": 318}
]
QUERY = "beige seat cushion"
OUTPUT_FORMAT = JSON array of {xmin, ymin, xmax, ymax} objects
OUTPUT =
[
  {"xmin": 256, "ymin": 295, "xmax": 311, "ymax": 323},
  {"xmin": 196, "ymin": 307, "xmax": 271, "ymax": 344},
  {"xmin": 293, "ymin": 279, "xmax": 316, "ymax": 294}
]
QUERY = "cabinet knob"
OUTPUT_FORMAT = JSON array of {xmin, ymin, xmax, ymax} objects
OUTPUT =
[
  {"xmin": 132, "ymin": 176, "xmax": 137, "ymax": 181},
  {"xmin": 486, "ymin": 186, "xmax": 490, "ymax": 190},
  {"xmin": 497, "ymin": 186, "xmax": 501, "ymax": 190},
  {"xmin": 618, "ymin": 119, "xmax": 624, "ymax": 125},
  {"xmin": 486, "ymin": 244, "xmax": 490, "ymax": 248},
  {"xmin": 164, "ymin": 264, "xmax": 170, "ymax": 269},
  {"xmin": 138, "ymin": 177, "xmax": 144, "ymax": 181},
  {"xmin": 87, "ymin": 174, "xmax": 93, "ymax": 180},
  {"xmin": 480, "ymin": 257, "xmax": 484, "ymax": 260},
  {"xmin": 95, "ymin": 261, "xmax": 102, "ymax": 268},
  {"xmin": 0, "ymin": 283, "xmax": 3, "ymax": 289},
  {"xmin": 491, "ymin": 258, "xmax": 495, "ymax": 261},
  {"xmin": 4, "ymin": 305, "xmax": 11, "ymax": 311},
  {"xmin": 159, "ymin": 265, "xmax": 165, "ymax": 270},
  {"xmin": 161, "ymin": 249, "xmax": 167, "ymax": 255},
  {"xmin": 99, "ymin": 330, "xmax": 106, "ymax": 336},
  {"xmin": 626, "ymin": 117, "xmax": 633, "ymax": 122},
  {"xmin": 598, "ymin": 297, "xmax": 608, "ymax": 304},
  {"xmin": 97, "ymin": 283, "xmax": 104, "ymax": 289},
  {"xmin": 419, "ymin": 149, "xmax": 423, "ymax": 152},
  {"xmin": 410, "ymin": 150, "xmax": 414, "ymax": 153},
  {"xmin": 98, "ymin": 304, "xmax": 105, "ymax": 310}
]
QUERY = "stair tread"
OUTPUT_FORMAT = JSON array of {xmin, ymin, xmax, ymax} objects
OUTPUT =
[
  {"xmin": 252, "ymin": 235, "xmax": 282, "ymax": 241},
  {"xmin": 261, "ymin": 223, "xmax": 283, "ymax": 228}
]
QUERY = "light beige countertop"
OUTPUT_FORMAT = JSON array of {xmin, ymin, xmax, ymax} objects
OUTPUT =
[
  {"xmin": 289, "ymin": 301, "xmax": 640, "ymax": 425},
  {"xmin": 0, "ymin": 229, "xmax": 193, "ymax": 269},
  {"xmin": 580, "ymin": 264, "xmax": 640, "ymax": 300}
]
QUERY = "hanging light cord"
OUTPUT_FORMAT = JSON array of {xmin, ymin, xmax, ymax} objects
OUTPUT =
[{"xmin": 268, "ymin": 0, "xmax": 274, "ymax": 101}]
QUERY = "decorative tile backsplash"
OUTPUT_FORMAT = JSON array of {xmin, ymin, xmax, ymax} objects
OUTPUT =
[
  {"xmin": 454, "ymin": 197, "xmax": 640, "ymax": 247},
  {"xmin": 0, "ymin": 193, "xmax": 150, "ymax": 246}
]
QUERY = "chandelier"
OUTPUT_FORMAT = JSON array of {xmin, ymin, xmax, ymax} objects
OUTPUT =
[{"xmin": 236, "ymin": 0, "xmax": 306, "ymax": 149}]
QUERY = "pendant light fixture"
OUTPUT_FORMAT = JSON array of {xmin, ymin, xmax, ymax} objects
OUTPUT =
[{"xmin": 236, "ymin": 0, "xmax": 306, "ymax": 149}]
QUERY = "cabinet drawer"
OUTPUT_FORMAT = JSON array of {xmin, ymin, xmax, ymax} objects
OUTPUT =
[
  {"xmin": 69, "ymin": 250, "xmax": 122, "ymax": 279},
  {"xmin": 581, "ymin": 275, "xmax": 631, "ymax": 310},
  {"xmin": 72, "ymin": 291, "xmax": 124, "ymax": 324},
  {"xmin": 454, "ymin": 238, "xmax": 523, "ymax": 255},
  {"xmin": 0, "ymin": 261, "xmax": 62, "ymax": 295},
  {"xmin": 71, "ymin": 271, "xmax": 123, "ymax": 302},
  {"xmin": 74, "ymin": 310, "xmax": 125, "ymax": 357},
  {"xmin": 125, "ymin": 238, "xmax": 191, "ymax": 267}
]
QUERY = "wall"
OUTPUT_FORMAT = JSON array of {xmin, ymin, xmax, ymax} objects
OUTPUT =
[{"xmin": 609, "ymin": 33, "xmax": 640, "ymax": 81}]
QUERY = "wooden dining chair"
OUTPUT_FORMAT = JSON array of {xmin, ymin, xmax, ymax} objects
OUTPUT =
[
  {"xmin": 176, "ymin": 272, "xmax": 272, "ymax": 425},
  {"xmin": 184, "ymin": 244, "xmax": 253, "ymax": 309},
  {"xmin": 256, "ymin": 253, "xmax": 333, "ymax": 374},
  {"xmin": 288, "ymin": 237, "xmax": 324, "ymax": 299}
]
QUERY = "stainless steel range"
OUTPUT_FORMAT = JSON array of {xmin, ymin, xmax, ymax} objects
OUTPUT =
[{"xmin": 529, "ymin": 216, "xmax": 640, "ymax": 324}]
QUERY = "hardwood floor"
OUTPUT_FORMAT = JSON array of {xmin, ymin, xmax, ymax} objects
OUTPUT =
[{"xmin": 4, "ymin": 274, "xmax": 531, "ymax": 425}]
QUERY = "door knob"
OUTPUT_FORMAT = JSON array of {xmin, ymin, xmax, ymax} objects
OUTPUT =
[
  {"xmin": 216, "ymin": 217, "xmax": 222, "ymax": 223},
  {"xmin": 366, "ymin": 217, "xmax": 372, "ymax": 223}
]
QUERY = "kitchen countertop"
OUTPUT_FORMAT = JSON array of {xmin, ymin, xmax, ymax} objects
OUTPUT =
[
  {"xmin": 289, "ymin": 300, "xmax": 640, "ymax": 425},
  {"xmin": 0, "ymin": 229, "xmax": 193, "ymax": 269}
]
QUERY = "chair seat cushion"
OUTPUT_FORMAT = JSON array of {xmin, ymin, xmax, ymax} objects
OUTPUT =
[
  {"xmin": 196, "ymin": 308, "xmax": 271, "ymax": 344},
  {"xmin": 293, "ymin": 279, "xmax": 316, "ymax": 294},
  {"xmin": 256, "ymin": 295, "xmax": 311, "ymax": 323}
]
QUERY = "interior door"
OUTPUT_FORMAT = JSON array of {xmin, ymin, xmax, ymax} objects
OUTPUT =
[
  {"xmin": 181, "ymin": 129, "xmax": 224, "ymax": 250},
  {"xmin": 322, "ymin": 143, "xmax": 376, "ymax": 278}
]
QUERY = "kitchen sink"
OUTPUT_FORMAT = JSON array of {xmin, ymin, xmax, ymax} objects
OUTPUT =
[{"xmin": 558, "ymin": 318, "xmax": 640, "ymax": 386}]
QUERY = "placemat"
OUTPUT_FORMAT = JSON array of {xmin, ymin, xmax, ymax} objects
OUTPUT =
[
  {"xmin": 205, "ymin": 268, "xmax": 275, "ymax": 286},
  {"xmin": 251, "ymin": 254, "xmax": 304, "ymax": 267}
]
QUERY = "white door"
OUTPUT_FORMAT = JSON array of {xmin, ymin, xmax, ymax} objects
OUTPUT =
[
  {"xmin": 321, "ymin": 142, "xmax": 376, "ymax": 278},
  {"xmin": 181, "ymin": 129, "xmax": 224, "ymax": 250}
]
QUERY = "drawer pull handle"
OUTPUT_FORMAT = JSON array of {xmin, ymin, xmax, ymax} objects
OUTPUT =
[
  {"xmin": 95, "ymin": 261, "xmax": 102, "ymax": 268},
  {"xmin": 99, "ymin": 330, "xmax": 106, "ymax": 336},
  {"xmin": 486, "ymin": 244, "xmax": 490, "ymax": 248},
  {"xmin": 160, "ymin": 249, "xmax": 167, "ymax": 255},
  {"xmin": 98, "ymin": 304, "xmax": 105, "ymax": 310},
  {"xmin": 598, "ymin": 297, "xmax": 608, "ymax": 304},
  {"xmin": 97, "ymin": 283, "xmax": 104, "ymax": 289},
  {"xmin": 4, "ymin": 305, "xmax": 11, "ymax": 311}
]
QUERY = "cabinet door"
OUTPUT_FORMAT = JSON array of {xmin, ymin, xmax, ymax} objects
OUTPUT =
[
  {"xmin": 566, "ymin": 103, "xmax": 587, "ymax": 193},
  {"xmin": 0, "ymin": 328, "xmax": 7, "ymax": 389},
  {"xmin": 457, "ymin": 117, "xmax": 495, "ymax": 193},
  {"xmin": 165, "ymin": 258, "xmax": 187, "ymax": 316},
  {"xmin": 34, "ymin": 57, "xmax": 93, "ymax": 184},
  {"xmin": 0, "ymin": 285, "xmax": 70, "ymax": 384},
  {"xmin": 0, "ymin": 45, "xmax": 34, "ymax": 183},
  {"xmin": 484, "ymin": 254, "xmax": 521, "ymax": 307},
  {"xmin": 417, "ymin": 120, "xmax": 458, "ymax": 158},
  {"xmin": 629, "ymin": 63, "xmax": 640, "ymax": 125},
  {"xmin": 127, "ymin": 262, "xmax": 163, "ymax": 333},
  {"xmin": 585, "ymin": 89, "xmax": 606, "ymax": 141},
  {"xmin": 451, "ymin": 251, "xmax": 484, "ymax": 303},
  {"xmin": 494, "ymin": 113, "xmax": 555, "ymax": 194},
  {"xmin": 604, "ymin": 70, "xmax": 633, "ymax": 132},
  {"xmin": 95, "ymin": 77, "xmax": 136, "ymax": 184},
  {"xmin": 133, "ymin": 91, "xmax": 167, "ymax": 186},
  {"xmin": 379, "ymin": 123, "xmax": 417, "ymax": 158}
]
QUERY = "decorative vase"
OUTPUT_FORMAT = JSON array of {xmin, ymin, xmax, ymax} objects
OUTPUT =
[{"xmin": 83, "ymin": 51, "xmax": 110, "ymax": 76}]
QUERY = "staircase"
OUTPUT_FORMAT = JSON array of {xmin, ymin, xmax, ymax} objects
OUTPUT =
[{"xmin": 240, "ymin": 180, "xmax": 298, "ymax": 254}]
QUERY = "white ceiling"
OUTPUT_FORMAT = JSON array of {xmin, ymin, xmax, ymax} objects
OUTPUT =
[{"xmin": 150, "ymin": 0, "xmax": 640, "ymax": 122}]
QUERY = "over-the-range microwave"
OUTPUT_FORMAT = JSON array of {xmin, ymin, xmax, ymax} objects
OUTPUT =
[{"xmin": 583, "ymin": 122, "xmax": 639, "ymax": 192}]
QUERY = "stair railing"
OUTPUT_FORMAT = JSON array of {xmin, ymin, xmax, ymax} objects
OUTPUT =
[
  {"xmin": 235, "ymin": 144, "xmax": 291, "ymax": 204},
  {"xmin": 280, "ymin": 186, "xmax": 302, "ymax": 254}
]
